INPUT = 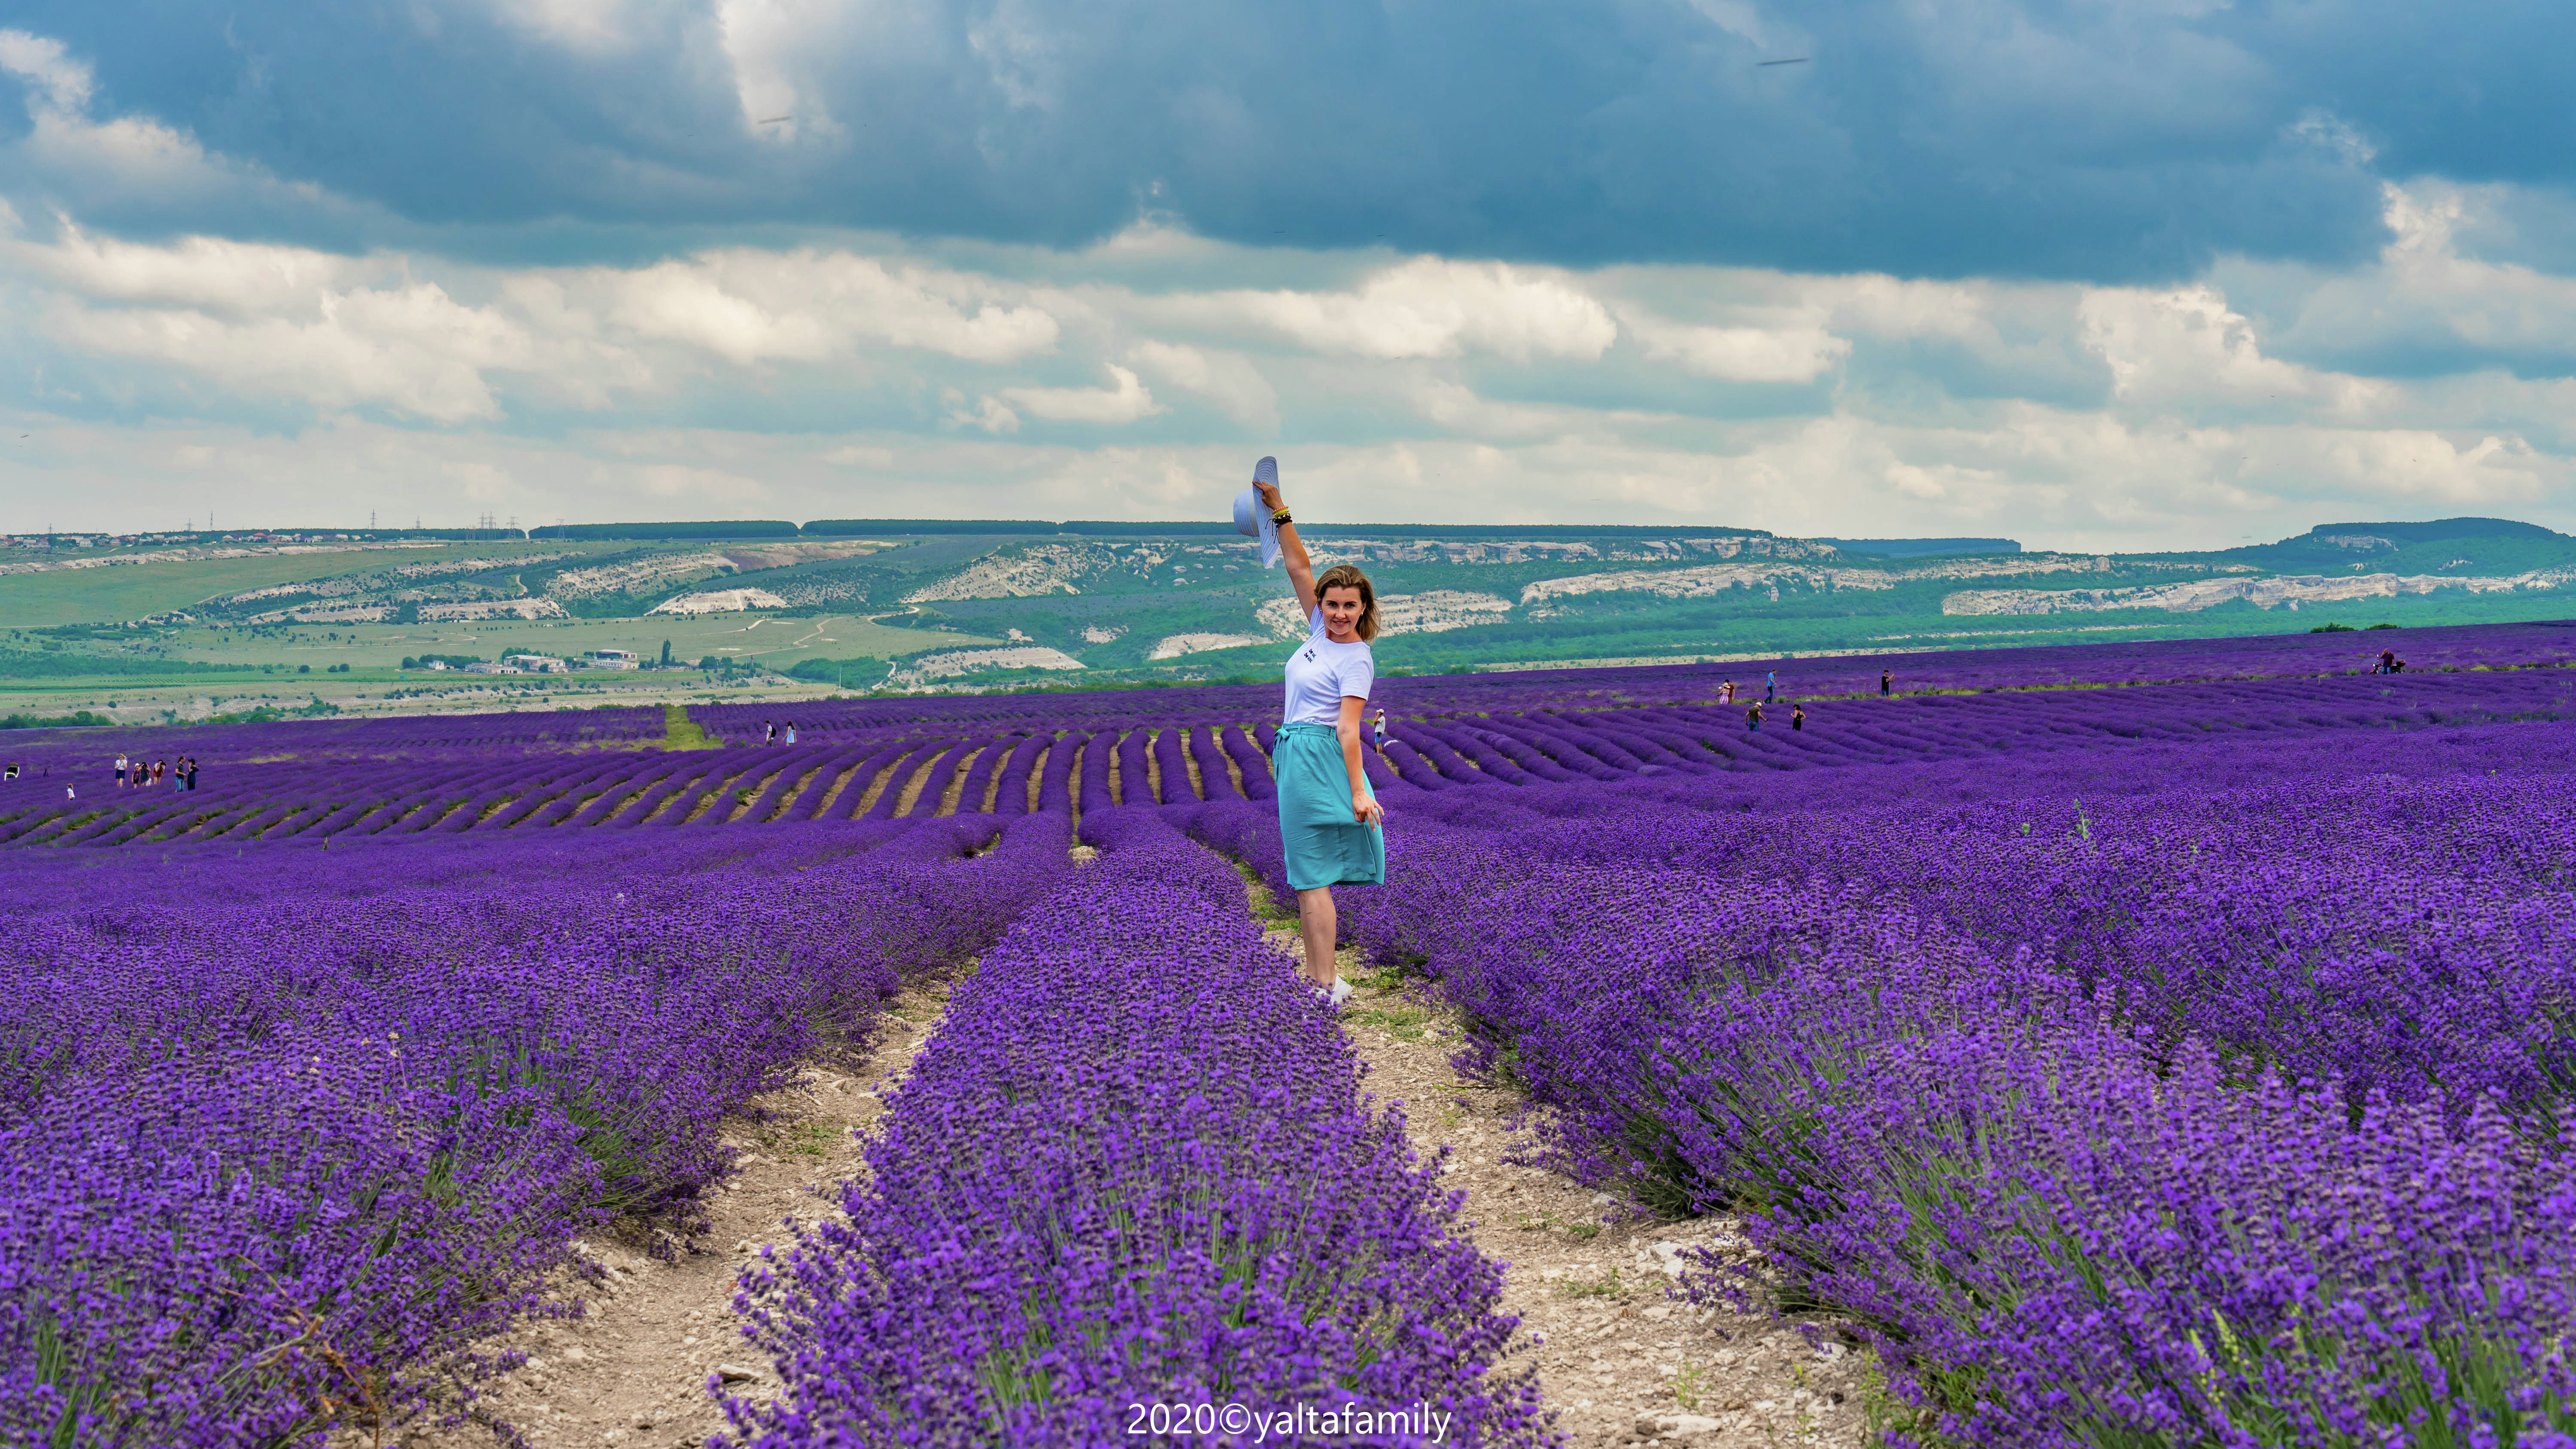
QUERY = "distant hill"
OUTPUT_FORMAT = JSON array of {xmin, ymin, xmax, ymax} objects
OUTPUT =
[
  {"xmin": 13, "ymin": 513, "xmax": 2576, "ymax": 697},
  {"xmin": 1815, "ymin": 537, "xmax": 2021, "ymax": 558},
  {"xmin": 2304, "ymin": 518, "xmax": 2560, "ymax": 544}
]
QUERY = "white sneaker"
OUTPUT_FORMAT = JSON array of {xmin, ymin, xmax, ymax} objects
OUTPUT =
[{"xmin": 1328, "ymin": 976, "xmax": 1355, "ymax": 1007}]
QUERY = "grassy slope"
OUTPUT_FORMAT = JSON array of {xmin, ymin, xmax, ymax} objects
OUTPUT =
[
  {"xmin": 7, "ymin": 614, "xmax": 995, "ymax": 674},
  {"xmin": 0, "ymin": 542, "xmax": 620, "ymax": 628}
]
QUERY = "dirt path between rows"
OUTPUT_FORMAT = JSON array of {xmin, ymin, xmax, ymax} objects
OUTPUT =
[
  {"xmin": 402, "ymin": 978, "xmax": 958, "ymax": 1449},
  {"xmin": 1274, "ymin": 927, "xmax": 1874, "ymax": 1449}
]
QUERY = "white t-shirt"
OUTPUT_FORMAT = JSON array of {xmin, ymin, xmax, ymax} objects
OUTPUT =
[{"xmin": 1281, "ymin": 605, "xmax": 1375, "ymax": 726}]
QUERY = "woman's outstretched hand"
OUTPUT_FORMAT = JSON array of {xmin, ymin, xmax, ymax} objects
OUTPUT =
[
  {"xmin": 1255, "ymin": 476, "xmax": 1284, "ymax": 512},
  {"xmin": 1352, "ymin": 792, "xmax": 1385, "ymax": 826}
]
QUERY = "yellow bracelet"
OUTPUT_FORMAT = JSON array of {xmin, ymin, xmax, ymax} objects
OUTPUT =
[{"xmin": 1271, "ymin": 508, "xmax": 1293, "ymax": 525}]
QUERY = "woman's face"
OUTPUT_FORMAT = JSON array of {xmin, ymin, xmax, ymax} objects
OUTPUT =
[{"xmin": 1320, "ymin": 584, "xmax": 1367, "ymax": 640}]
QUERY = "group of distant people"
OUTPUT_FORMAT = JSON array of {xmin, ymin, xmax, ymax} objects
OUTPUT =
[
  {"xmin": 111, "ymin": 751, "xmax": 199, "ymax": 792},
  {"xmin": 10, "ymin": 750, "xmax": 205, "ymax": 802},
  {"xmin": 760, "ymin": 721, "xmax": 800, "ymax": 744},
  {"xmin": 1712, "ymin": 665, "xmax": 1906, "ymax": 734},
  {"xmin": 1715, "ymin": 668, "xmax": 1834, "ymax": 733},
  {"xmin": 2372, "ymin": 648, "xmax": 2409, "ymax": 674}
]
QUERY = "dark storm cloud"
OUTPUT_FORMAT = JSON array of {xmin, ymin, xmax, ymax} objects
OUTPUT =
[{"xmin": 17, "ymin": 0, "xmax": 2555, "ymax": 280}]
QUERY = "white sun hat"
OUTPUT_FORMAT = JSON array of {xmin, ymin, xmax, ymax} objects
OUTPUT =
[{"xmin": 1232, "ymin": 455, "xmax": 1284, "ymax": 568}]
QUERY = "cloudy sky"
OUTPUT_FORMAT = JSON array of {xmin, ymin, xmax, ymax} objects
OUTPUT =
[{"xmin": 1, "ymin": 1, "xmax": 2572, "ymax": 550}]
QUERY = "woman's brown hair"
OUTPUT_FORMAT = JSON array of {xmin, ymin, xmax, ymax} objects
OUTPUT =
[{"xmin": 1313, "ymin": 562, "xmax": 1380, "ymax": 643}]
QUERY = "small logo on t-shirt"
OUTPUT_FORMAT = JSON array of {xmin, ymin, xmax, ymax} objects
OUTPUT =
[{"xmin": 1302, "ymin": 649, "xmax": 1315, "ymax": 662}]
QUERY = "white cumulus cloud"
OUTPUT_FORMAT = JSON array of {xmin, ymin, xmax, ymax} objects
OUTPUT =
[
  {"xmin": 1178, "ymin": 258, "xmax": 1617, "ymax": 361},
  {"xmin": 994, "ymin": 364, "xmax": 1161, "ymax": 424}
]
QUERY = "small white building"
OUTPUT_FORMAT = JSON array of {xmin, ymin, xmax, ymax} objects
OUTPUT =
[
  {"xmin": 585, "ymin": 650, "xmax": 642, "ymax": 670},
  {"xmin": 511, "ymin": 656, "xmax": 569, "ymax": 673},
  {"xmin": 462, "ymin": 661, "xmax": 519, "ymax": 675}
]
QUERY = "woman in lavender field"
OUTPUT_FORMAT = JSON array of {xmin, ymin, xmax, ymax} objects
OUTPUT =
[{"xmin": 1252, "ymin": 457, "xmax": 1383, "ymax": 1008}]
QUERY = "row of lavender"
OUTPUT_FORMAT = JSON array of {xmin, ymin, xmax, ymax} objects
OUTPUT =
[
  {"xmin": 0, "ymin": 621, "xmax": 2564, "ymax": 782},
  {"xmin": 1182, "ymin": 717, "xmax": 2576, "ymax": 1443},
  {"xmin": 717, "ymin": 811, "xmax": 1543, "ymax": 1446},
  {"xmin": 0, "ymin": 817, "xmax": 1066, "ymax": 1443},
  {"xmin": 0, "ymin": 704, "xmax": 668, "ymax": 771},
  {"xmin": 9, "ymin": 665, "xmax": 2575, "ymax": 851},
  {"xmin": 0, "ymin": 723, "xmax": 1268, "ymax": 847},
  {"xmin": 691, "ymin": 617, "xmax": 2576, "ymax": 740}
]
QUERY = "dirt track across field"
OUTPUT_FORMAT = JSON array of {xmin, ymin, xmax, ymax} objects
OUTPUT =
[
  {"xmin": 403, "ymin": 980, "xmax": 956, "ymax": 1449},
  {"xmin": 1279, "ymin": 927, "xmax": 1873, "ymax": 1449}
]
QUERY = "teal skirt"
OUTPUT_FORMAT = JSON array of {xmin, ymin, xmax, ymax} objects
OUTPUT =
[{"xmin": 1273, "ymin": 721, "xmax": 1386, "ymax": 891}]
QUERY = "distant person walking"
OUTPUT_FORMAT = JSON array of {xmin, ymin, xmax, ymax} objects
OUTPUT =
[
  {"xmin": 150, "ymin": 759, "xmax": 165, "ymax": 787},
  {"xmin": 1253, "ymin": 456, "xmax": 1383, "ymax": 1010},
  {"xmin": 764, "ymin": 720, "xmax": 777, "ymax": 744},
  {"xmin": 182, "ymin": 756, "xmax": 198, "ymax": 791},
  {"xmin": 784, "ymin": 721, "xmax": 797, "ymax": 744},
  {"xmin": 114, "ymin": 752, "xmax": 128, "ymax": 787},
  {"xmin": 1880, "ymin": 668, "xmax": 1892, "ymax": 697},
  {"xmin": 1719, "ymin": 679, "xmax": 1736, "ymax": 705},
  {"xmin": 1765, "ymin": 670, "xmax": 1777, "ymax": 703},
  {"xmin": 1792, "ymin": 704, "xmax": 1806, "ymax": 732},
  {"xmin": 1371, "ymin": 708, "xmax": 1387, "ymax": 755},
  {"xmin": 1747, "ymin": 701, "xmax": 1765, "ymax": 733},
  {"xmin": 2376, "ymin": 647, "xmax": 2397, "ymax": 674}
]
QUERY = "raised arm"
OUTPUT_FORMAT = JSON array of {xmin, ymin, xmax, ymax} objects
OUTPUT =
[{"xmin": 1252, "ymin": 474, "xmax": 1318, "ymax": 620}]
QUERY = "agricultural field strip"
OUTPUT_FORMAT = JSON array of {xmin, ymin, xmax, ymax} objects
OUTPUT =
[
  {"xmin": 16, "ymin": 621, "xmax": 2576, "ymax": 1442},
  {"xmin": 680, "ymin": 618, "xmax": 2576, "ymax": 741},
  {"xmin": 7, "ymin": 669, "xmax": 2563, "ymax": 849}
]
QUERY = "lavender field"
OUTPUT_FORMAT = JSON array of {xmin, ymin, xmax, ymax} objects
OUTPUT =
[{"xmin": 8, "ymin": 620, "xmax": 2576, "ymax": 1445}]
